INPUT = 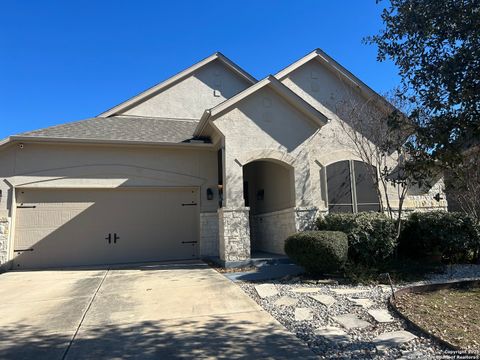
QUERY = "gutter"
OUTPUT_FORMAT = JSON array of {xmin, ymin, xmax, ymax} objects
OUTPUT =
[{"xmin": 0, "ymin": 135, "xmax": 214, "ymax": 150}]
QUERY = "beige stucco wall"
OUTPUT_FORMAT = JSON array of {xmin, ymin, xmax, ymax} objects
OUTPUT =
[
  {"xmin": 123, "ymin": 60, "xmax": 251, "ymax": 119},
  {"xmin": 2, "ymin": 142, "xmax": 218, "ymax": 210},
  {"xmin": 212, "ymin": 84, "xmax": 372, "ymax": 214},
  {"xmin": 243, "ymin": 160, "xmax": 295, "ymax": 215},
  {"xmin": 214, "ymin": 86, "xmax": 321, "ymax": 210}
]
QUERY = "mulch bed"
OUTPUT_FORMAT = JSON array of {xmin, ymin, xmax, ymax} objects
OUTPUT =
[{"xmin": 394, "ymin": 285, "xmax": 480, "ymax": 352}]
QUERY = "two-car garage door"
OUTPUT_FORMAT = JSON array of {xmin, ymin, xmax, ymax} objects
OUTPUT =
[{"xmin": 13, "ymin": 188, "xmax": 199, "ymax": 269}]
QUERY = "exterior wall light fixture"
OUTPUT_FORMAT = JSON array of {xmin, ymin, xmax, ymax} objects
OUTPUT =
[{"xmin": 206, "ymin": 188, "xmax": 214, "ymax": 200}]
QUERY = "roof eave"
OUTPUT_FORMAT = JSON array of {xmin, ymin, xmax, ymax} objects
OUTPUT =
[
  {"xmin": 3, "ymin": 135, "xmax": 214, "ymax": 149},
  {"xmin": 193, "ymin": 110, "xmax": 212, "ymax": 137}
]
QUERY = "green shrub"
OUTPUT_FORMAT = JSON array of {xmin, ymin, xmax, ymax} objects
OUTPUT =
[
  {"xmin": 399, "ymin": 211, "xmax": 480, "ymax": 263},
  {"xmin": 284, "ymin": 231, "xmax": 348, "ymax": 275},
  {"xmin": 316, "ymin": 212, "xmax": 397, "ymax": 265}
]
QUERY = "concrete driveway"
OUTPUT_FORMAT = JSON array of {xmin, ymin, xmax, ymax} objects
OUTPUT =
[{"xmin": 0, "ymin": 261, "xmax": 316, "ymax": 359}]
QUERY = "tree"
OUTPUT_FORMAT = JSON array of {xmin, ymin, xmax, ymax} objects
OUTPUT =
[
  {"xmin": 367, "ymin": 0, "xmax": 480, "ymax": 168},
  {"xmin": 446, "ymin": 146, "xmax": 480, "ymax": 223},
  {"xmin": 333, "ymin": 89, "xmax": 417, "ymax": 239}
]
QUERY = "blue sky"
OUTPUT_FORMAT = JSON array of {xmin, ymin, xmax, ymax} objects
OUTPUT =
[{"xmin": 0, "ymin": 0, "xmax": 399, "ymax": 139}]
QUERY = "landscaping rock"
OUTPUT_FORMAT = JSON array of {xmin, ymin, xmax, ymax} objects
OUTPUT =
[
  {"xmin": 290, "ymin": 287, "xmax": 321, "ymax": 293},
  {"xmin": 333, "ymin": 313, "xmax": 370, "ymax": 329},
  {"xmin": 379, "ymin": 285, "xmax": 394, "ymax": 294},
  {"xmin": 314, "ymin": 326, "xmax": 350, "ymax": 343},
  {"xmin": 294, "ymin": 307, "xmax": 313, "ymax": 321},
  {"xmin": 368, "ymin": 309, "xmax": 395, "ymax": 323},
  {"xmin": 273, "ymin": 296, "xmax": 298, "ymax": 307},
  {"xmin": 237, "ymin": 265, "xmax": 477, "ymax": 358},
  {"xmin": 254, "ymin": 284, "xmax": 278, "ymax": 298},
  {"xmin": 347, "ymin": 297, "xmax": 374, "ymax": 308},
  {"xmin": 373, "ymin": 331, "xmax": 417, "ymax": 351},
  {"xmin": 309, "ymin": 294, "xmax": 336, "ymax": 307}
]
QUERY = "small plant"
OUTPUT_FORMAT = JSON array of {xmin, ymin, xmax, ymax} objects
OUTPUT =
[
  {"xmin": 284, "ymin": 231, "xmax": 348, "ymax": 275},
  {"xmin": 317, "ymin": 212, "xmax": 397, "ymax": 266}
]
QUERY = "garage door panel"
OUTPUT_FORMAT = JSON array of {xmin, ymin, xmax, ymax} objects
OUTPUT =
[{"xmin": 13, "ymin": 188, "xmax": 199, "ymax": 269}]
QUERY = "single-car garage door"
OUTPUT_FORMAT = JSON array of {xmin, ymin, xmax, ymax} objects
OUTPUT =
[{"xmin": 13, "ymin": 187, "xmax": 199, "ymax": 269}]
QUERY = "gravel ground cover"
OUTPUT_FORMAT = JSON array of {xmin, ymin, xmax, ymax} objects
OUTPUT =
[{"xmin": 237, "ymin": 264, "xmax": 480, "ymax": 359}]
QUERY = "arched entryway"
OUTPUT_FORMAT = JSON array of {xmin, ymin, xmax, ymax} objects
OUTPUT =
[{"xmin": 242, "ymin": 159, "xmax": 296, "ymax": 255}]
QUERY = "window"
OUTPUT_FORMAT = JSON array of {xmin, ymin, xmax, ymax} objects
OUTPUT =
[{"xmin": 325, "ymin": 160, "xmax": 380, "ymax": 213}]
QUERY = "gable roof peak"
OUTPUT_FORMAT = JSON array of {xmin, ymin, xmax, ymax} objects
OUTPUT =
[
  {"xmin": 275, "ymin": 48, "xmax": 395, "ymax": 111},
  {"xmin": 194, "ymin": 73, "xmax": 328, "ymax": 136},
  {"xmin": 99, "ymin": 52, "xmax": 256, "ymax": 118}
]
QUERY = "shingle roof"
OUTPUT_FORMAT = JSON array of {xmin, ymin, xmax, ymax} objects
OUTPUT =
[{"xmin": 15, "ymin": 116, "xmax": 200, "ymax": 144}]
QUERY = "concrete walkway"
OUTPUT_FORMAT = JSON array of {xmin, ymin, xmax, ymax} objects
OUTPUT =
[{"xmin": 0, "ymin": 261, "xmax": 316, "ymax": 359}]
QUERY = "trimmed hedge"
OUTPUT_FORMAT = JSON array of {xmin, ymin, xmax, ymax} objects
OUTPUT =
[
  {"xmin": 316, "ymin": 212, "xmax": 397, "ymax": 265},
  {"xmin": 284, "ymin": 231, "xmax": 348, "ymax": 275},
  {"xmin": 399, "ymin": 211, "xmax": 480, "ymax": 263}
]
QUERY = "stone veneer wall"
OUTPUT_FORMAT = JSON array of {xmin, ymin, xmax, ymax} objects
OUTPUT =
[
  {"xmin": 251, "ymin": 208, "xmax": 296, "ymax": 255},
  {"xmin": 403, "ymin": 179, "xmax": 448, "ymax": 212},
  {"xmin": 218, "ymin": 207, "xmax": 250, "ymax": 264},
  {"xmin": 295, "ymin": 207, "xmax": 320, "ymax": 231},
  {"xmin": 251, "ymin": 207, "xmax": 321, "ymax": 255},
  {"xmin": 199, "ymin": 212, "xmax": 219, "ymax": 257},
  {"xmin": 0, "ymin": 217, "xmax": 9, "ymax": 267}
]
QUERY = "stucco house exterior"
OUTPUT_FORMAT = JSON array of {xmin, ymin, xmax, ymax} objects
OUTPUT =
[{"xmin": 0, "ymin": 49, "xmax": 447, "ymax": 270}]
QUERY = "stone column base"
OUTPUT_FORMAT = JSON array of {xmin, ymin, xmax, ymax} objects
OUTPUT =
[
  {"xmin": 218, "ymin": 207, "xmax": 251, "ymax": 267},
  {"xmin": 199, "ymin": 212, "xmax": 219, "ymax": 257},
  {"xmin": 0, "ymin": 217, "xmax": 10, "ymax": 268}
]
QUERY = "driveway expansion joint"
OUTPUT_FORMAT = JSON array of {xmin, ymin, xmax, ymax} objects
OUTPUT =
[{"xmin": 61, "ymin": 269, "xmax": 109, "ymax": 360}]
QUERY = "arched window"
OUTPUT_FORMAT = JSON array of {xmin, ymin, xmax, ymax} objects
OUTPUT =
[{"xmin": 325, "ymin": 160, "xmax": 380, "ymax": 213}]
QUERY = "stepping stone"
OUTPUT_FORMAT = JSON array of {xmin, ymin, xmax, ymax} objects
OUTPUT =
[
  {"xmin": 347, "ymin": 297, "xmax": 374, "ymax": 308},
  {"xmin": 316, "ymin": 279, "xmax": 339, "ymax": 285},
  {"xmin": 399, "ymin": 350, "xmax": 424, "ymax": 359},
  {"xmin": 368, "ymin": 309, "xmax": 395, "ymax": 323},
  {"xmin": 315, "ymin": 326, "xmax": 350, "ymax": 343},
  {"xmin": 373, "ymin": 331, "xmax": 417, "ymax": 351},
  {"xmin": 303, "ymin": 279, "xmax": 338, "ymax": 285},
  {"xmin": 254, "ymin": 284, "xmax": 278, "ymax": 299},
  {"xmin": 330, "ymin": 288, "xmax": 368, "ymax": 295},
  {"xmin": 291, "ymin": 287, "xmax": 321, "ymax": 293},
  {"xmin": 309, "ymin": 294, "xmax": 336, "ymax": 307},
  {"xmin": 274, "ymin": 296, "xmax": 298, "ymax": 307},
  {"xmin": 294, "ymin": 307, "xmax": 313, "ymax": 321},
  {"xmin": 333, "ymin": 314, "xmax": 370, "ymax": 329}
]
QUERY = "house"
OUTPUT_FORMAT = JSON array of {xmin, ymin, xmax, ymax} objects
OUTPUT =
[{"xmin": 0, "ymin": 50, "xmax": 448, "ymax": 270}]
